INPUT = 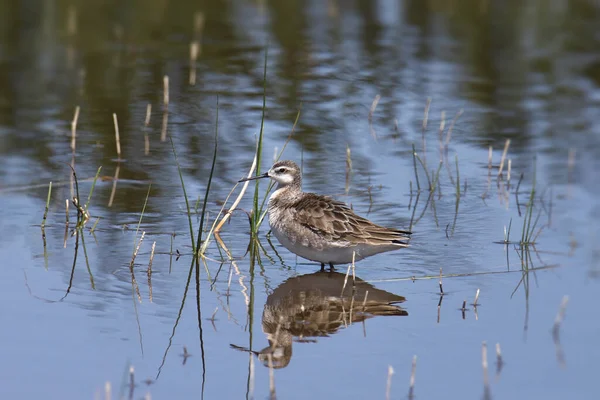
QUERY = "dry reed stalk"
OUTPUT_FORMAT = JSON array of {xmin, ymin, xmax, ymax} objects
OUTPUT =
[
  {"xmin": 422, "ymin": 98, "xmax": 431, "ymax": 162},
  {"xmin": 42, "ymin": 181, "xmax": 52, "ymax": 229},
  {"xmin": 567, "ymin": 149, "xmax": 576, "ymax": 182},
  {"xmin": 495, "ymin": 342, "xmax": 503, "ymax": 375},
  {"xmin": 128, "ymin": 366, "xmax": 135, "ymax": 399},
  {"xmin": 482, "ymin": 342, "xmax": 490, "ymax": 398},
  {"xmin": 144, "ymin": 104, "xmax": 151, "ymax": 155},
  {"xmin": 552, "ymin": 295, "xmax": 569, "ymax": 337},
  {"xmin": 567, "ymin": 149, "xmax": 576, "ymax": 198},
  {"xmin": 444, "ymin": 109, "xmax": 464, "ymax": 151},
  {"xmin": 69, "ymin": 155, "xmax": 75, "ymax": 200},
  {"xmin": 385, "ymin": 365, "xmax": 394, "ymax": 400},
  {"xmin": 163, "ymin": 75, "xmax": 169, "ymax": 109},
  {"xmin": 345, "ymin": 144, "xmax": 352, "ymax": 194},
  {"xmin": 498, "ymin": 139, "xmax": 511, "ymax": 177},
  {"xmin": 438, "ymin": 110, "xmax": 446, "ymax": 158},
  {"xmin": 507, "ymin": 159, "xmax": 512, "ymax": 186},
  {"xmin": 113, "ymin": 113, "xmax": 121, "ymax": 159},
  {"xmin": 408, "ymin": 355, "xmax": 417, "ymax": 399},
  {"xmin": 129, "ymin": 231, "xmax": 145, "ymax": 303},
  {"xmin": 194, "ymin": 12, "xmax": 205, "ymax": 35},
  {"xmin": 341, "ymin": 264, "xmax": 352, "ymax": 297},
  {"xmin": 148, "ymin": 241, "xmax": 156, "ymax": 302},
  {"xmin": 214, "ymin": 155, "xmax": 257, "ymax": 233},
  {"xmin": 104, "ymin": 381, "xmax": 111, "ymax": 400},
  {"xmin": 70, "ymin": 106, "xmax": 80, "ymax": 151},
  {"xmin": 67, "ymin": 6, "xmax": 77, "ymax": 36},
  {"xmin": 369, "ymin": 94, "xmax": 381, "ymax": 139},
  {"xmin": 144, "ymin": 104, "xmax": 152, "ymax": 126},
  {"xmin": 473, "ymin": 288, "xmax": 481, "ymax": 306},
  {"xmin": 268, "ymin": 353, "xmax": 276, "ymax": 399},
  {"xmin": 65, "ymin": 199, "xmax": 70, "ymax": 224},
  {"xmin": 351, "ymin": 251, "xmax": 356, "ymax": 286},
  {"xmin": 439, "ymin": 267, "xmax": 444, "ymax": 294},
  {"xmin": 369, "ymin": 94, "xmax": 381, "ymax": 123},
  {"xmin": 249, "ymin": 354, "xmax": 255, "ymax": 399},
  {"xmin": 160, "ymin": 110, "xmax": 168, "ymax": 142},
  {"xmin": 63, "ymin": 222, "xmax": 69, "ymax": 248},
  {"xmin": 108, "ymin": 164, "xmax": 120, "ymax": 207},
  {"xmin": 189, "ymin": 41, "xmax": 200, "ymax": 85},
  {"xmin": 213, "ymin": 234, "xmax": 250, "ymax": 306}
]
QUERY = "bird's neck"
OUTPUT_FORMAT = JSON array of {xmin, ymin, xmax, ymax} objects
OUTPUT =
[{"xmin": 269, "ymin": 183, "xmax": 301, "ymax": 205}]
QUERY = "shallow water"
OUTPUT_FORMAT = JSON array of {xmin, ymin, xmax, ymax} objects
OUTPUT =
[{"xmin": 1, "ymin": 1, "xmax": 599, "ymax": 399}]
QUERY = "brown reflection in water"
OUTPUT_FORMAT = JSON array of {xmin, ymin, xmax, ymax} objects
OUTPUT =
[{"xmin": 242, "ymin": 270, "xmax": 407, "ymax": 369}]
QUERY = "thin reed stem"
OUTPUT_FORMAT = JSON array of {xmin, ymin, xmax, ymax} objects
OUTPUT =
[
  {"xmin": 170, "ymin": 137, "xmax": 196, "ymax": 254},
  {"xmin": 113, "ymin": 113, "xmax": 121, "ymax": 159},
  {"xmin": 250, "ymin": 48, "xmax": 269, "ymax": 234},
  {"xmin": 411, "ymin": 144, "xmax": 421, "ymax": 191},
  {"xmin": 42, "ymin": 181, "xmax": 52, "ymax": 228},
  {"xmin": 195, "ymin": 96, "xmax": 219, "ymax": 256},
  {"xmin": 84, "ymin": 166, "xmax": 102, "ymax": 212},
  {"xmin": 70, "ymin": 106, "xmax": 80, "ymax": 151}
]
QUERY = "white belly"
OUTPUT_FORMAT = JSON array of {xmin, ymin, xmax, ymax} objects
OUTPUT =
[{"xmin": 270, "ymin": 223, "xmax": 376, "ymax": 265}]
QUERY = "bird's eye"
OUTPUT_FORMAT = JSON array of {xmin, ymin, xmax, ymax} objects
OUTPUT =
[{"xmin": 277, "ymin": 168, "xmax": 286, "ymax": 173}]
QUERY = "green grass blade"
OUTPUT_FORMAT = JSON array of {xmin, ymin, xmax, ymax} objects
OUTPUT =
[
  {"xmin": 85, "ymin": 166, "xmax": 102, "ymax": 211},
  {"xmin": 170, "ymin": 136, "xmax": 196, "ymax": 254},
  {"xmin": 196, "ymin": 96, "xmax": 219, "ymax": 256},
  {"xmin": 251, "ymin": 47, "xmax": 269, "ymax": 234}
]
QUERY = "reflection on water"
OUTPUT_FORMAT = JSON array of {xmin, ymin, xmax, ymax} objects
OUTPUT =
[{"xmin": 234, "ymin": 271, "xmax": 407, "ymax": 369}]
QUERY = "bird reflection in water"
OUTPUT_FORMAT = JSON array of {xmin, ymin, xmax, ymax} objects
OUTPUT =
[{"xmin": 231, "ymin": 270, "xmax": 408, "ymax": 369}]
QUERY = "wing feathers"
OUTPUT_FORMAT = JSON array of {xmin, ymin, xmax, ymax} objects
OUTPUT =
[{"xmin": 290, "ymin": 193, "xmax": 411, "ymax": 246}]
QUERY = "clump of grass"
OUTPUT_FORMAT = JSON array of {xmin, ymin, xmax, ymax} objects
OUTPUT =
[
  {"xmin": 67, "ymin": 164, "xmax": 101, "ymax": 227},
  {"xmin": 520, "ymin": 158, "xmax": 542, "ymax": 245},
  {"xmin": 169, "ymin": 97, "xmax": 219, "ymax": 259}
]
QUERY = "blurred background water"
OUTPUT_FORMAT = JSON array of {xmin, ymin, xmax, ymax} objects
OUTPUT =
[{"xmin": 0, "ymin": 0, "xmax": 599, "ymax": 399}]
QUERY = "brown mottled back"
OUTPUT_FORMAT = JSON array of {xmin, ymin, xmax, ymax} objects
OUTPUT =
[{"xmin": 276, "ymin": 192, "xmax": 411, "ymax": 246}]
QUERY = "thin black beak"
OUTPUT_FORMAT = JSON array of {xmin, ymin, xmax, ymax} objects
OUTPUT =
[{"xmin": 238, "ymin": 172, "xmax": 269, "ymax": 183}]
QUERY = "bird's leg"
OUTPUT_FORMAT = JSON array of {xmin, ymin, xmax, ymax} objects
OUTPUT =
[
  {"xmin": 329, "ymin": 262, "xmax": 335, "ymax": 271},
  {"xmin": 320, "ymin": 263, "xmax": 325, "ymax": 271}
]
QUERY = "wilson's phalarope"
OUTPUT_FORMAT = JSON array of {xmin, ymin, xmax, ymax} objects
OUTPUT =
[{"xmin": 240, "ymin": 160, "xmax": 411, "ymax": 270}]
